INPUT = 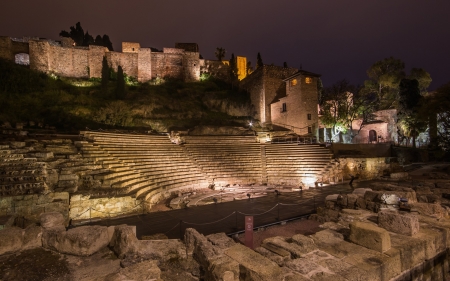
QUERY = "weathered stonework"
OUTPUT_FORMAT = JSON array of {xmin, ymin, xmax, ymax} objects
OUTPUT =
[{"xmin": 0, "ymin": 36, "xmax": 202, "ymax": 82}]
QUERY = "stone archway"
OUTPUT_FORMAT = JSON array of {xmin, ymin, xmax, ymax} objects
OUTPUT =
[{"xmin": 369, "ymin": 130, "xmax": 377, "ymax": 143}]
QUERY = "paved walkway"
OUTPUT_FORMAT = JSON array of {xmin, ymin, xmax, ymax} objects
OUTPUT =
[{"xmin": 86, "ymin": 183, "xmax": 355, "ymax": 239}]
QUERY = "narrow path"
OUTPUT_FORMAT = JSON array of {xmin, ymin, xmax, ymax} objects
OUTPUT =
[{"xmin": 86, "ymin": 182, "xmax": 355, "ymax": 239}]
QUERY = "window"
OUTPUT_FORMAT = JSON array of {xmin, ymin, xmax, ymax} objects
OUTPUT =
[
  {"xmin": 305, "ymin": 77, "xmax": 312, "ymax": 84},
  {"xmin": 282, "ymin": 103, "xmax": 287, "ymax": 112},
  {"xmin": 290, "ymin": 79, "xmax": 297, "ymax": 86},
  {"xmin": 307, "ymin": 113, "xmax": 312, "ymax": 120},
  {"xmin": 132, "ymin": 48, "xmax": 135, "ymax": 51},
  {"xmin": 308, "ymin": 126, "xmax": 312, "ymax": 134}
]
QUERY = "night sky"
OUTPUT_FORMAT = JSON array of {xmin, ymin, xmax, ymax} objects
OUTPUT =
[{"xmin": 1, "ymin": 0, "xmax": 449, "ymax": 89}]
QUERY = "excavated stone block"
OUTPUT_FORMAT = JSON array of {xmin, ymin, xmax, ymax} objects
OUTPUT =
[
  {"xmin": 104, "ymin": 260, "xmax": 161, "ymax": 281},
  {"xmin": 206, "ymin": 232, "xmax": 235, "ymax": 249},
  {"xmin": 291, "ymin": 234, "xmax": 318, "ymax": 254},
  {"xmin": 0, "ymin": 227, "xmax": 24, "ymax": 255},
  {"xmin": 410, "ymin": 203, "xmax": 446, "ymax": 218},
  {"xmin": 261, "ymin": 242, "xmax": 291, "ymax": 258},
  {"xmin": 349, "ymin": 221, "xmax": 391, "ymax": 253},
  {"xmin": 109, "ymin": 225, "xmax": 139, "ymax": 258},
  {"xmin": 352, "ymin": 188, "xmax": 372, "ymax": 197},
  {"xmin": 40, "ymin": 212, "xmax": 65, "ymax": 229},
  {"xmin": 347, "ymin": 194, "xmax": 358, "ymax": 208},
  {"xmin": 225, "ymin": 243, "xmax": 284, "ymax": 281},
  {"xmin": 378, "ymin": 210, "xmax": 419, "ymax": 236},
  {"xmin": 43, "ymin": 225, "xmax": 109, "ymax": 256},
  {"xmin": 22, "ymin": 225, "xmax": 43, "ymax": 250}
]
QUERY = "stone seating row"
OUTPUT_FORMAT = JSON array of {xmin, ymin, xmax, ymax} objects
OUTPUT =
[
  {"xmin": 79, "ymin": 134, "xmax": 210, "ymax": 205},
  {"xmin": 183, "ymin": 136, "xmax": 258, "ymax": 144}
]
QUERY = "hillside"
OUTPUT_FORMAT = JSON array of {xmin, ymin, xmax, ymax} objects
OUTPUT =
[{"xmin": 0, "ymin": 59, "xmax": 254, "ymax": 133}]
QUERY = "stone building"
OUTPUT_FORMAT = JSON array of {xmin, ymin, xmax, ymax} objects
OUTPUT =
[
  {"xmin": 241, "ymin": 65, "xmax": 320, "ymax": 136},
  {"xmin": 270, "ymin": 70, "xmax": 321, "ymax": 136}
]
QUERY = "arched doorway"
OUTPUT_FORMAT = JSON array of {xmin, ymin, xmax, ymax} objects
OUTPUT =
[
  {"xmin": 369, "ymin": 130, "xmax": 377, "ymax": 143},
  {"xmin": 15, "ymin": 53, "xmax": 30, "ymax": 66}
]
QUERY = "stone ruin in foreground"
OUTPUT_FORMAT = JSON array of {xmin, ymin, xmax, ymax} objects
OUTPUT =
[{"xmin": 1, "ymin": 170, "xmax": 450, "ymax": 280}]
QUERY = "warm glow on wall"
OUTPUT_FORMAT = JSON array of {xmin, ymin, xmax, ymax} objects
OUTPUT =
[
  {"xmin": 236, "ymin": 56, "xmax": 247, "ymax": 81},
  {"xmin": 291, "ymin": 79, "xmax": 297, "ymax": 86}
]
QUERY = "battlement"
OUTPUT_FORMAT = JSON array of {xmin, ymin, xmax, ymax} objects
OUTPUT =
[{"xmin": 0, "ymin": 35, "xmax": 204, "ymax": 82}]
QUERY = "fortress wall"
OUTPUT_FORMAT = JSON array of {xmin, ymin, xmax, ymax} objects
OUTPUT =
[
  {"xmin": 71, "ymin": 47, "xmax": 90, "ymax": 78},
  {"xmin": 107, "ymin": 51, "xmax": 138, "ymax": 78},
  {"xmin": 48, "ymin": 46, "xmax": 74, "ymax": 76},
  {"xmin": 122, "ymin": 42, "xmax": 140, "ymax": 53},
  {"xmin": 240, "ymin": 68, "xmax": 265, "ymax": 121},
  {"xmin": 88, "ymin": 45, "xmax": 108, "ymax": 78},
  {"xmin": 0, "ymin": 36, "xmax": 13, "ymax": 60},
  {"xmin": 163, "ymin": 47, "xmax": 184, "ymax": 54},
  {"xmin": 29, "ymin": 40, "xmax": 50, "ymax": 73},
  {"xmin": 182, "ymin": 52, "xmax": 200, "ymax": 82},
  {"xmin": 201, "ymin": 60, "xmax": 230, "ymax": 81},
  {"xmin": 151, "ymin": 52, "xmax": 183, "ymax": 79},
  {"xmin": 49, "ymin": 45, "xmax": 89, "ymax": 78},
  {"xmin": 138, "ymin": 48, "xmax": 152, "ymax": 82}
]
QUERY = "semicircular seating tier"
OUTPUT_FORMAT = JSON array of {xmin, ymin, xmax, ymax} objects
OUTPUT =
[{"xmin": 79, "ymin": 132, "xmax": 336, "ymax": 209}]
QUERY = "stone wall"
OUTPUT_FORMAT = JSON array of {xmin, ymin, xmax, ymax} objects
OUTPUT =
[
  {"xmin": 137, "ymin": 48, "xmax": 152, "ymax": 82},
  {"xmin": 338, "ymin": 157, "xmax": 390, "ymax": 180},
  {"xmin": 48, "ymin": 45, "xmax": 89, "ymax": 78},
  {"xmin": 88, "ymin": 45, "xmax": 108, "ymax": 78},
  {"xmin": 2, "ymin": 36, "xmax": 201, "ymax": 82},
  {"xmin": 201, "ymin": 59, "xmax": 231, "ymax": 81},
  {"xmin": 271, "ymin": 72, "xmax": 319, "ymax": 135},
  {"xmin": 0, "ymin": 192, "xmax": 69, "ymax": 222},
  {"xmin": 240, "ymin": 65, "xmax": 297, "ymax": 124},
  {"xmin": 107, "ymin": 51, "xmax": 138, "ymax": 78},
  {"xmin": 69, "ymin": 194, "xmax": 143, "ymax": 220}
]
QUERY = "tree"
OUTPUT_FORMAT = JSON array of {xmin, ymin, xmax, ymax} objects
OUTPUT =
[
  {"xmin": 229, "ymin": 53, "xmax": 238, "ymax": 80},
  {"xmin": 246, "ymin": 61, "xmax": 253, "ymax": 75},
  {"xmin": 115, "ymin": 66, "xmax": 126, "ymax": 100},
  {"xmin": 397, "ymin": 78, "xmax": 427, "ymax": 148},
  {"xmin": 409, "ymin": 68, "xmax": 432, "ymax": 95},
  {"xmin": 362, "ymin": 57, "xmax": 405, "ymax": 110},
  {"xmin": 423, "ymin": 82, "xmax": 450, "ymax": 151},
  {"xmin": 320, "ymin": 80, "xmax": 371, "ymax": 142},
  {"xmin": 215, "ymin": 47, "xmax": 226, "ymax": 61},
  {"xmin": 256, "ymin": 52, "xmax": 263, "ymax": 68},
  {"xmin": 101, "ymin": 56, "xmax": 109, "ymax": 91},
  {"xmin": 60, "ymin": 22, "xmax": 114, "ymax": 51}
]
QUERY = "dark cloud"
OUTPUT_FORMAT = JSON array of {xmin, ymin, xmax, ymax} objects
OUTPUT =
[{"xmin": 1, "ymin": 0, "xmax": 449, "ymax": 89}]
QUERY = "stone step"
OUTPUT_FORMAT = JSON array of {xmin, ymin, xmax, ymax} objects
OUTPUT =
[{"xmin": 102, "ymin": 173, "xmax": 143, "ymax": 186}]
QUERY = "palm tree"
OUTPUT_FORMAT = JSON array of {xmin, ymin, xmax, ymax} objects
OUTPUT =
[{"xmin": 215, "ymin": 47, "xmax": 226, "ymax": 61}]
